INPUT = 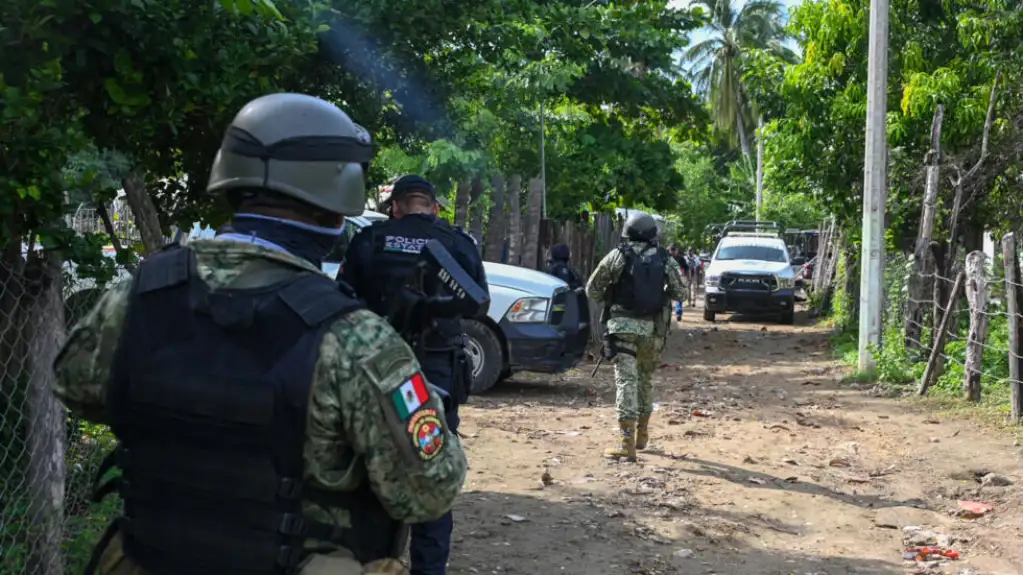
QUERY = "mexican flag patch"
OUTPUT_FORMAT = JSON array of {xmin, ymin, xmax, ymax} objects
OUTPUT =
[{"xmin": 392, "ymin": 372, "xmax": 429, "ymax": 420}]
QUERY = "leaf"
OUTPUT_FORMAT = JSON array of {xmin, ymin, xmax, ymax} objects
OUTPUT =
[{"xmin": 103, "ymin": 78, "xmax": 128, "ymax": 104}]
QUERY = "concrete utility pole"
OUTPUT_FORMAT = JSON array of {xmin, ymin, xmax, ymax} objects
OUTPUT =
[{"xmin": 858, "ymin": 0, "xmax": 889, "ymax": 371}]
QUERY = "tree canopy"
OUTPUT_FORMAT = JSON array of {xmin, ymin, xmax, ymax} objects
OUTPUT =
[{"xmin": 2, "ymin": 0, "xmax": 1021, "ymax": 268}]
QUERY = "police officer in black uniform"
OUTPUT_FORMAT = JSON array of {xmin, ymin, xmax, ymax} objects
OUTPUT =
[
  {"xmin": 546, "ymin": 243, "xmax": 583, "ymax": 289},
  {"xmin": 340, "ymin": 174, "xmax": 488, "ymax": 575}
]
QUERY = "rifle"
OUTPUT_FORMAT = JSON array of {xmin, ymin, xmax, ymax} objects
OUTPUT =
[
  {"xmin": 591, "ymin": 301, "xmax": 614, "ymax": 376},
  {"xmin": 387, "ymin": 240, "xmax": 491, "ymax": 404}
]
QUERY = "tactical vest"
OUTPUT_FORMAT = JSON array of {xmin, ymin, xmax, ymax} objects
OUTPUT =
[
  {"xmin": 611, "ymin": 243, "xmax": 668, "ymax": 317},
  {"xmin": 87, "ymin": 245, "xmax": 404, "ymax": 575},
  {"xmin": 365, "ymin": 215, "xmax": 465, "ymax": 351}
]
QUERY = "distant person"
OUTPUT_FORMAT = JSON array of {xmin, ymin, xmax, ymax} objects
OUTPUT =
[
  {"xmin": 667, "ymin": 245, "xmax": 689, "ymax": 320},
  {"xmin": 547, "ymin": 243, "xmax": 583, "ymax": 289}
]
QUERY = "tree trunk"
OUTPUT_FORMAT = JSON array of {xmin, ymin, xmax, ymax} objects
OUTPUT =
[
  {"xmin": 453, "ymin": 181, "xmax": 471, "ymax": 229},
  {"xmin": 521, "ymin": 177, "xmax": 544, "ymax": 270},
  {"xmin": 963, "ymin": 251, "xmax": 988, "ymax": 402},
  {"xmin": 755, "ymin": 117, "xmax": 764, "ymax": 218},
  {"xmin": 844, "ymin": 247, "xmax": 860, "ymax": 329},
  {"xmin": 468, "ymin": 177, "xmax": 485, "ymax": 251},
  {"xmin": 506, "ymin": 175, "xmax": 523, "ymax": 265},
  {"xmin": 24, "ymin": 251, "xmax": 68, "ymax": 575},
  {"xmin": 734, "ymin": 91, "xmax": 752, "ymax": 158},
  {"xmin": 121, "ymin": 172, "xmax": 165, "ymax": 255},
  {"xmin": 484, "ymin": 174, "xmax": 507, "ymax": 263},
  {"xmin": 906, "ymin": 105, "xmax": 944, "ymax": 354}
]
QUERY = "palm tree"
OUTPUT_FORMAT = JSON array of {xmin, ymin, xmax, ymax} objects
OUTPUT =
[{"xmin": 685, "ymin": 0, "xmax": 795, "ymax": 158}]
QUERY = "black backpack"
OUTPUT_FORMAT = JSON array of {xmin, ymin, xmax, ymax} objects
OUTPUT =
[{"xmin": 613, "ymin": 244, "xmax": 667, "ymax": 316}]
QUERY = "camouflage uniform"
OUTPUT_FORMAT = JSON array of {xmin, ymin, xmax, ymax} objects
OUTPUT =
[
  {"xmin": 54, "ymin": 93, "xmax": 468, "ymax": 575},
  {"xmin": 54, "ymin": 240, "xmax": 467, "ymax": 575},
  {"xmin": 585, "ymin": 241, "xmax": 686, "ymax": 459}
]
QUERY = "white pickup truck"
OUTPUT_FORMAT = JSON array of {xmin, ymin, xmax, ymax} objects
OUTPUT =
[{"xmin": 186, "ymin": 210, "xmax": 590, "ymax": 393}]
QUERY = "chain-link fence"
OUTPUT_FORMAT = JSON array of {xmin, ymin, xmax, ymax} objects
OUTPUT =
[{"xmin": 1, "ymin": 253, "xmax": 124, "ymax": 575}]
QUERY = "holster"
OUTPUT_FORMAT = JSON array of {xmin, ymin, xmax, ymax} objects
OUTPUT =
[
  {"xmin": 453, "ymin": 343, "xmax": 472, "ymax": 404},
  {"xmin": 602, "ymin": 333, "xmax": 636, "ymax": 360},
  {"xmin": 600, "ymin": 334, "xmax": 618, "ymax": 360}
]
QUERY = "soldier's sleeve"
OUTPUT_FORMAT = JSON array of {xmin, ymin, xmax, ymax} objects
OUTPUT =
[
  {"xmin": 664, "ymin": 254, "xmax": 688, "ymax": 301},
  {"xmin": 321, "ymin": 310, "xmax": 468, "ymax": 523},
  {"xmin": 52, "ymin": 280, "xmax": 134, "ymax": 424},
  {"xmin": 585, "ymin": 250, "xmax": 623, "ymax": 303}
]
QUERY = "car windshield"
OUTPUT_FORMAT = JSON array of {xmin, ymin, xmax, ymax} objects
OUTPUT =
[{"xmin": 715, "ymin": 245, "xmax": 788, "ymax": 262}]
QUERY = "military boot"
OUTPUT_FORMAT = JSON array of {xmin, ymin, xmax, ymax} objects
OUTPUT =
[
  {"xmin": 635, "ymin": 415, "xmax": 651, "ymax": 450},
  {"xmin": 605, "ymin": 420, "xmax": 637, "ymax": 461}
]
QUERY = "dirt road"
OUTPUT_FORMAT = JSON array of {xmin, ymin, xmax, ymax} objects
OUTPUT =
[{"xmin": 450, "ymin": 304, "xmax": 1023, "ymax": 575}]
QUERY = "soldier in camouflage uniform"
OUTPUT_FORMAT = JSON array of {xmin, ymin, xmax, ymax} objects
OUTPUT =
[
  {"xmin": 585, "ymin": 212, "xmax": 686, "ymax": 461},
  {"xmin": 52, "ymin": 94, "xmax": 467, "ymax": 575}
]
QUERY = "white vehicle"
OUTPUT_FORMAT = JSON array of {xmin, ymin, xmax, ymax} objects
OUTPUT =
[
  {"xmin": 703, "ymin": 221, "xmax": 803, "ymax": 325},
  {"xmin": 187, "ymin": 210, "xmax": 590, "ymax": 393}
]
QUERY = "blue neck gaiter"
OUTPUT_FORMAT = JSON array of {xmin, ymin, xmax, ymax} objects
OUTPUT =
[{"xmin": 216, "ymin": 213, "xmax": 345, "ymax": 269}]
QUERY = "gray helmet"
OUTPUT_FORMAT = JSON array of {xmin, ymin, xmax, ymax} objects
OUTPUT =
[
  {"xmin": 622, "ymin": 212, "xmax": 658, "ymax": 242},
  {"xmin": 207, "ymin": 93, "xmax": 372, "ymax": 216}
]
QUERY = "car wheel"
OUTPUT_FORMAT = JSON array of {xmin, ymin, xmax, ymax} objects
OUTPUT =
[
  {"xmin": 703, "ymin": 308, "xmax": 715, "ymax": 322},
  {"xmin": 464, "ymin": 319, "xmax": 504, "ymax": 394}
]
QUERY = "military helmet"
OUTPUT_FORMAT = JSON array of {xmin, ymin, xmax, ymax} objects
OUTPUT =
[
  {"xmin": 622, "ymin": 211, "xmax": 658, "ymax": 242},
  {"xmin": 207, "ymin": 93, "xmax": 373, "ymax": 216}
]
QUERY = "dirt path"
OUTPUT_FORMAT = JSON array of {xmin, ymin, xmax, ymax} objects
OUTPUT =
[{"xmin": 451, "ymin": 303, "xmax": 1023, "ymax": 575}]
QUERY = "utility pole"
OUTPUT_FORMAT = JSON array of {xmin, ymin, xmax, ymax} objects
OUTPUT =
[
  {"xmin": 755, "ymin": 117, "xmax": 764, "ymax": 221},
  {"xmin": 858, "ymin": 0, "xmax": 889, "ymax": 371}
]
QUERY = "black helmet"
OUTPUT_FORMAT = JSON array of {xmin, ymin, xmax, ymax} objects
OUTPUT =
[{"xmin": 622, "ymin": 212, "xmax": 658, "ymax": 242}]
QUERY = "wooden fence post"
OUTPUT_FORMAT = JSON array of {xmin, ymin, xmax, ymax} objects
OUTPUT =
[
  {"xmin": 1002, "ymin": 233, "xmax": 1023, "ymax": 423},
  {"xmin": 483, "ymin": 174, "xmax": 506, "ymax": 262},
  {"xmin": 963, "ymin": 251, "xmax": 989, "ymax": 402},
  {"xmin": 506, "ymin": 175, "xmax": 522, "ymax": 265},
  {"xmin": 918, "ymin": 270, "xmax": 966, "ymax": 396}
]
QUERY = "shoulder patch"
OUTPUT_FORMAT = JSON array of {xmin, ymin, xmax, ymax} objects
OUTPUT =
[
  {"xmin": 359, "ymin": 340, "xmax": 417, "ymax": 386},
  {"xmin": 390, "ymin": 371, "xmax": 430, "ymax": 420},
  {"xmin": 358, "ymin": 338, "xmax": 447, "ymax": 465},
  {"xmin": 406, "ymin": 407, "xmax": 445, "ymax": 461}
]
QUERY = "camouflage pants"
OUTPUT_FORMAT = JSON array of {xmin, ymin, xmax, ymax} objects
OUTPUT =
[{"xmin": 611, "ymin": 333, "xmax": 660, "ymax": 421}]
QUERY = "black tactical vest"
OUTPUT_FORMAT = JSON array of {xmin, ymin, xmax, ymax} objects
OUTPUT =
[
  {"xmin": 364, "ymin": 215, "xmax": 464, "ymax": 350},
  {"xmin": 611, "ymin": 243, "xmax": 668, "ymax": 317},
  {"xmin": 87, "ymin": 245, "xmax": 404, "ymax": 575}
]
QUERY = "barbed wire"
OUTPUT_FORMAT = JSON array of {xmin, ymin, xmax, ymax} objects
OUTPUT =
[
  {"xmin": 878, "ymin": 247, "xmax": 1022, "ymax": 405},
  {"xmin": 0, "ymin": 255, "xmax": 123, "ymax": 574}
]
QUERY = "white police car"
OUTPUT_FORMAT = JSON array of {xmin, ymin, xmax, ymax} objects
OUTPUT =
[{"xmin": 703, "ymin": 231, "xmax": 801, "ymax": 325}]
